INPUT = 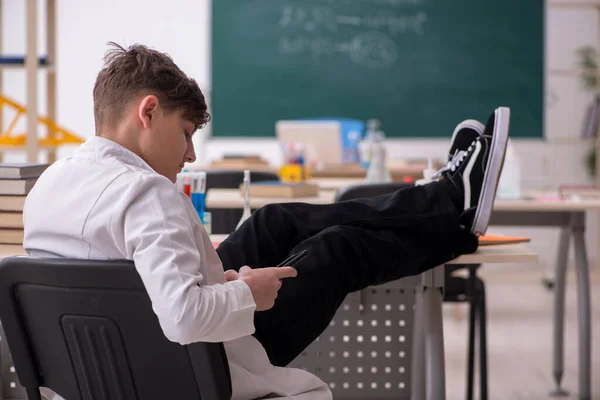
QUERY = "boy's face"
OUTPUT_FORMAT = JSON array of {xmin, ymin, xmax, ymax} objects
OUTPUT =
[{"xmin": 138, "ymin": 96, "xmax": 197, "ymax": 182}]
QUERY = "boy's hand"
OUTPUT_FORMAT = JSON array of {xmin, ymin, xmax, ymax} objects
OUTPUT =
[
  {"xmin": 224, "ymin": 269, "xmax": 239, "ymax": 281},
  {"xmin": 235, "ymin": 265, "xmax": 298, "ymax": 311}
]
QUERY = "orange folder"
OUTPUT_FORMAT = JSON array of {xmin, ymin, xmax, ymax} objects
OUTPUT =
[{"xmin": 478, "ymin": 235, "xmax": 530, "ymax": 246}]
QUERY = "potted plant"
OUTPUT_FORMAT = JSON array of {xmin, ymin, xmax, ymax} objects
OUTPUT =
[{"xmin": 576, "ymin": 45, "xmax": 598, "ymax": 177}]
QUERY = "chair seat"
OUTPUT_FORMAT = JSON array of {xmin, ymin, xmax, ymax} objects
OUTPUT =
[{"xmin": 443, "ymin": 275, "xmax": 484, "ymax": 301}]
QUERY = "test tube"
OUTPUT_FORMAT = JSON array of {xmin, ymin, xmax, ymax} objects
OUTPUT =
[
  {"xmin": 191, "ymin": 172, "xmax": 207, "ymax": 223},
  {"xmin": 236, "ymin": 170, "xmax": 252, "ymax": 229},
  {"xmin": 182, "ymin": 172, "xmax": 192, "ymax": 197}
]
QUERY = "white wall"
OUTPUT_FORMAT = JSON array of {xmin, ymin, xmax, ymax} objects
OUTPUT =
[{"xmin": 2, "ymin": 0, "xmax": 599, "ymax": 267}]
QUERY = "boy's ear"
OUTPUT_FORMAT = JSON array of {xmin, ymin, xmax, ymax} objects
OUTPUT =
[{"xmin": 138, "ymin": 95, "xmax": 159, "ymax": 129}]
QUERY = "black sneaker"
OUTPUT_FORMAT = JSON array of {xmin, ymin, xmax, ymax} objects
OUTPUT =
[
  {"xmin": 448, "ymin": 119, "xmax": 484, "ymax": 162},
  {"xmin": 435, "ymin": 107, "xmax": 511, "ymax": 235}
]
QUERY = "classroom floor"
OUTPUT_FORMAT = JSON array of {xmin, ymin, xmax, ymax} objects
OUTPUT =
[{"xmin": 444, "ymin": 264, "xmax": 600, "ymax": 400}]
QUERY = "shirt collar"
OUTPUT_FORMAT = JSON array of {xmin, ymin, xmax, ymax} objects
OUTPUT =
[{"xmin": 75, "ymin": 136, "xmax": 155, "ymax": 172}]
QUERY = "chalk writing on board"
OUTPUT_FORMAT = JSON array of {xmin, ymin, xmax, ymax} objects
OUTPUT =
[
  {"xmin": 279, "ymin": 6, "xmax": 337, "ymax": 32},
  {"xmin": 279, "ymin": 36, "xmax": 334, "ymax": 58},
  {"xmin": 278, "ymin": 32, "xmax": 398, "ymax": 69},
  {"xmin": 279, "ymin": 6, "xmax": 427, "ymax": 37},
  {"xmin": 336, "ymin": 12, "xmax": 427, "ymax": 36},
  {"xmin": 347, "ymin": 31, "xmax": 398, "ymax": 68}
]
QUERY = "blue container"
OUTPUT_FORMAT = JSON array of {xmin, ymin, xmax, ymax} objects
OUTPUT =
[
  {"xmin": 191, "ymin": 192, "xmax": 206, "ymax": 223},
  {"xmin": 302, "ymin": 118, "xmax": 365, "ymax": 164}
]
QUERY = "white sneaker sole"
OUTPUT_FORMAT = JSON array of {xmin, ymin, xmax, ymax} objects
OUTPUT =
[{"xmin": 472, "ymin": 107, "xmax": 510, "ymax": 236}]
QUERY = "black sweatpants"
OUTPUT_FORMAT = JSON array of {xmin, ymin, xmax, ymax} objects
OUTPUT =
[{"xmin": 216, "ymin": 180, "xmax": 478, "ymax": 367}]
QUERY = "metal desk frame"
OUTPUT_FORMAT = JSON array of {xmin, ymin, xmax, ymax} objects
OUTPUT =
[{"xmin": 411, "ymin": 265, "xmax": 446, "ymax": 400}]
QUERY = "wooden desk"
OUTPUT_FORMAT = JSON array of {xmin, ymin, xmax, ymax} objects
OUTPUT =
[
  {"xmin": 448, "ymin": 243, "xmax": 537, "ymax": 264},
  {"xmin": 489, "ymin": 197, "xmax": 600, "ymax": 398},
  {"xmin": 208, "ymin": 188, "xmax": 600, "ymax": 210},
  {"xmin": 494, "ymin": 196, "xmax": 600, "ymax": 212},
  {"xmin": 206, "ymin": 188, "xmax": 336, "ymax": 208},
  {"xmin": 308, "ymin": 177, "xmax": 365, "ymax": 191}
]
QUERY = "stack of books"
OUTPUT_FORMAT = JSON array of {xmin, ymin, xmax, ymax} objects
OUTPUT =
[
  {"xmin": 0, "ymin": 163, "xmax": 48, "ymax": 250},
  {"xmin": 210, "ymin": 155, "xmax": 271, "ymax": 170}
]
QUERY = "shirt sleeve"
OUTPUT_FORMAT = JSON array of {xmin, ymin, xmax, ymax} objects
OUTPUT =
[{"xmin": 108, "ymin": 173, "xmax": 256, "ymax": 344}]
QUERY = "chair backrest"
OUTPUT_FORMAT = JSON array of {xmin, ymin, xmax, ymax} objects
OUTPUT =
[
  {"xmin": 335, "ymin": 182, "xmax": 414, "ymax": 203},
  {"xmin": 206, "ymin": 170, "xmax": 280, "ymax": 234},
  {"xmin": 0, "ymin": 257, "xmax": 232, "ymax": 400},
  {"xmin": 206, "ymin": 170, "xmax": 279, "ymax": 190}
]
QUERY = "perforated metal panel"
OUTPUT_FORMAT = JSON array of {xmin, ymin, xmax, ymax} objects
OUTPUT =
[
  {"xmin": 0, "ymin": 323, "xmax": 27, "ymax": 399},
  {"xmin": 288, "ymin": 278, "xmax": 417, "ymax": 399}
]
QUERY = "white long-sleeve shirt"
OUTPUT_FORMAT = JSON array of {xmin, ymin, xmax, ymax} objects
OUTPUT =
[{"xmin": 23, "ymin": 135, "xmax": 331, "ymax": 400}]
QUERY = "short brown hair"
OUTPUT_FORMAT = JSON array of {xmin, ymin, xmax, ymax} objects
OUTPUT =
[{"xmin": 93, "ymin": 42, "xmax": 210, "ymax": 132}]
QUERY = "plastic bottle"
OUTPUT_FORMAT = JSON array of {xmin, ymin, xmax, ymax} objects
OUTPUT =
[
  {"xmin": 365, "ymin": 131, "xmax": 392, "ymax": 183},
  {"xmin": 359, "ymin": 119, "xmax": 380, "ymax": 170},
  {"xmin": 496, "ymin": 139, "xmax": 522, "ymax": 199},
  {"xmin": 236, "ymin": 170, "xmax": 252, "ymax": 229}
]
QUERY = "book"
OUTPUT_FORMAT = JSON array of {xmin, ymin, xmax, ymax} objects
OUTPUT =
[
  {"xmin": 310, "ymin": 163, "xmax": 366, "ymax": 178},
  {"xmin": 0, "ymin": 178, "xmax": 37, "ymax": 195},
  {"xmin": 210, "ymin": 156, "xmax": 270, "ymax": 170},
  {"xmin": 223, "ymin": 154, "xmax": 263, "ymax": 161},
  {"xmin": 0, "ymin": 212, "xmax": 23, "ymax": 229},
  {"xmin": 0, "ymin": 244, "xmax": 26, "ymax": 257},
  {"xmin": 478, "ymin": 235, "xmax": 530, "ymax": 246},
  {"xmin": 240, "ymin": 181, "xmax": 320, "ymax": 198},
  {"xmin": 0, "ymin": 163, "xmax": 48, "ymax": 179},
  {"xmin": 0, "ymin": 195, "xmax": 26, "ymax": 211},
  {"xmin": 0, "ymin": 228, "xmax": 24, "ymax": 244}
]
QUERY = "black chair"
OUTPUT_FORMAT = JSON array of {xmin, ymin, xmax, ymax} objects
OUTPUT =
[
  {"xmin": 335, "ymin": 182, "xmax": 488, "ymax": 400},
  {"xmin": 205, "ymin": 170, "xmax": 280, "ymax": 234},
  {"xmin": 0, "ymin": 257, "xmax": 232, "ymax": 400}
]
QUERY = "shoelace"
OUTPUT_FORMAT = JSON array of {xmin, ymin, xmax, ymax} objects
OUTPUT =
[{"xmin": 431, "ymin": 142, "xmax": 476, "ymax": 180}]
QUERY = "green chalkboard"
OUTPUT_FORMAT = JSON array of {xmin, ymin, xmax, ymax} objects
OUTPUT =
[{"xmin": 211, "ymin": 0, "xmax": 544, "ymax": 138}]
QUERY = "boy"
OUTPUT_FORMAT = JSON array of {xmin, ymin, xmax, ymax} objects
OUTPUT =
[{"xmin": 24, "ymin": 42, "xmax": 509, "ymax": 399}]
